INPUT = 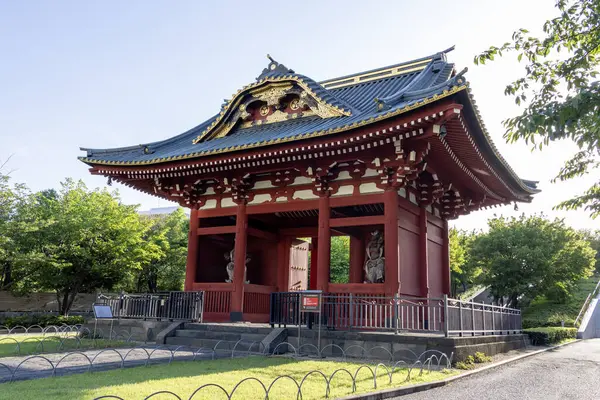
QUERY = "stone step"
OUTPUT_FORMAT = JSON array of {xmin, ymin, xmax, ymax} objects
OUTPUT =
[
  {"xmin": 183, "ymin": 323, "xmax": 272, "ymax": 335},
  {"xmin": 175, "ymin": 330, "xmax": 242, "ymax": 341},
  {"xmin": 174, "ymin": 329, "xmax": 267, "ymax": 343},
  {"xmin": 165, "ymin": 336, "xmax": 266, "ymax": 353}
]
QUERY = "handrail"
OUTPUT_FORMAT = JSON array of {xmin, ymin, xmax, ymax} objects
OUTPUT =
[
  {"xmin": 95, "ymin": 291, "xmax": 204, "ymax": 322},
  {"xmin": 575, "ymin": 294, "xmax": 592, "ymax": 326},
  {"xmin": 574, "ymin": 277, "xmax": 600, "ymax": 326},
  {"xmin": 269, "ymin": 292, "xmax": 521, "ymax": 336}
]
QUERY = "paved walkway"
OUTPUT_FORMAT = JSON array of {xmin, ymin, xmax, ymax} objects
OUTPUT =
[
  {"xmin": 0, "ymin": 346, "xmax": 217, "ymax": 382},
  {"xmin": 398, "ymin": 339, "xmax": 600, "ymax": 400}
]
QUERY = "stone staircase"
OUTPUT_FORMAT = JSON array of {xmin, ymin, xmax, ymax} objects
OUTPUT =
[{"xmin": 165, "ymin": 323, "xmax": 281, "ymax": 354}]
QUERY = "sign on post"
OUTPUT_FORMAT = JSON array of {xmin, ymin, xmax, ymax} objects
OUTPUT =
[
  {"xmin": 93, "ymin": 305, "xmax": 113, "ymax": 319},
  {"xmin": 300, "ymin": 292, "xmax": 321, "ymax": 312},
  {"xmin": 298, "ymin": 290, "xmax": 322, "ymax": 354},
  {"xmin": 92, "ymin": 303, "xmax": 115, "ymax": 340}
]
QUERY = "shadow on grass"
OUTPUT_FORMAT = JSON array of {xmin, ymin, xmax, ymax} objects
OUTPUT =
[
  {"xmin": 0, "ymin": 356, "xmax": 452, "ymax": 400},
  {"xmin": 0, "ymin": 336, "xmax": 129, "ymax": 358}
]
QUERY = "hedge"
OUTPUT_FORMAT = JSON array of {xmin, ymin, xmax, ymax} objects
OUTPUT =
[
  {"xmin": 0, "ymin": 315, "xmax": 85, "ymax": 329},
  {"xmin": 524, "ymin": 327, "xmax": 577, "ymax": 346}
]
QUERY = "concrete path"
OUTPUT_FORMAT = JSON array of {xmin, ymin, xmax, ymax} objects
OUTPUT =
[
  {"xmin": 0, "ymin": 346, "xmax": 218, "ymax": 383},
  {"xmin": 397, "ymin": 339, "xmax": 600, "ymax": 400}
]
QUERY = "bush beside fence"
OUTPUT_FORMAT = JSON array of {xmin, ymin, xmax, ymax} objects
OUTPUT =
[{"xmin": 524, "ymin": 327, "xmax": 577, "ymax": 345}]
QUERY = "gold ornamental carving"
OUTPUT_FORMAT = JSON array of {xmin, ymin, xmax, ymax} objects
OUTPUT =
[{"xmin": 250, "ymin": 83, "xmax": 293, "ymax": 106}]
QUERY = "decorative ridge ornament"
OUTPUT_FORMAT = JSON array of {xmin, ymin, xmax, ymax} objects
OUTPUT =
[
  {"xmin": 192, "ymin": 66, "xmax": 352, "ymax": 144},
  {"xmin": 256, "ymin": 54, "xmax": 295, "ymax": 81}
]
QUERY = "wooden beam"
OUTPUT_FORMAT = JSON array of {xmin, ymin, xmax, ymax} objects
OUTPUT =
[
  {"xmin": 330, "ymin": 215, "xmax": 385, "ymax": 228},
  {"xmin": 231, "ymin": 203, "xmax": 248, "ymax": 321},
  {"xmin": 384, "ymin": 189, "xmax": 400, "ymax": 296},
  {"xmin": 197, "ymin": 226, "xmax": 236, "ymax": 235},
  {"xmin": 316, "ymin": 195, "xmax": 331, "ymax": 292},
  {"xmin": 247, "ymin": 227, "xmax": 277, "ymax": 242},
  {"xmin": 279, "ymin": 227, "xmax": 319, "ymax": 237},
  {"xmin": 442, "ymin": 218, "xmax": 451, "ymax": 296},
  {"xmin": 198, "ymin": 208, "xmax": 236, "ymax": 218},
  {"xmin": 247, "ymin": 200, "xmax": 319, "ymax": 215},
  {"xmin": 330, "ymin": 193, "xmax": 384, "ymax": 208},
  {"xmin": 184, "ymin": 208, "xmax": 200, "ymax": 291},
  {"xmin": 419, "ymin": 207, "xmax": 430, "ymax": 298}
]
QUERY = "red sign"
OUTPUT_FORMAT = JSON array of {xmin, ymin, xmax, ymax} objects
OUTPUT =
[{"xmin": 300, "ymin": 293, "xmax": 321, "ymax": 312}]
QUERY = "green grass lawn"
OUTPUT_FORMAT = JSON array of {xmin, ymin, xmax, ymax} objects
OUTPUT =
[
  {"xmin": 0, "ymin": 356, "xmax": 457, "ymax": 400},
  {"xmin": 522, "ymin": 274, "xmax": 600, "ymax": 328},
  {"xmin": 0, "ymin": 334, "xmax": 129, "ymax": 357}
]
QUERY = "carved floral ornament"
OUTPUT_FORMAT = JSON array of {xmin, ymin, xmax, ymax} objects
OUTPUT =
[{"xmin": 192, "ymin": 79, "xmax": 351, "ymax": 144}]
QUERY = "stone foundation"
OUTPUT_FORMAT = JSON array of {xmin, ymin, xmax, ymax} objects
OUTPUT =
[
  {"xmin": 286, "ymin": 328, "xmax": 528, "ymax": 362},
  {"xmin": 83, "ymin": 319, "xmax": 173, "ymax": 342}
]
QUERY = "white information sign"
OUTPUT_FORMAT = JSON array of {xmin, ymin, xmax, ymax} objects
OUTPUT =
[{"xmin": 93, "ymin": 305, "xmax": 114, "ymax": 319}]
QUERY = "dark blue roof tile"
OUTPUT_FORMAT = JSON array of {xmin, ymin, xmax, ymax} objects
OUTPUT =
[{"xmin": 80, "ymin": 48, "xmax": 465, "ymax": 165}]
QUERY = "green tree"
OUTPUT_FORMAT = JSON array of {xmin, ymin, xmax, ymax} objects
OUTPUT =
[
  {"xmin": 449, "ymin": 228, "xmax": 481, "ymax": 297},
  {"xmin": 475, "ymin": 0, "xmax": 600, "ymax": 218},
  {"xmin": 0, "ymin": 160, "xmax": 38, "ymax": 290},
  {"xmin": 580, "ymin": 229, "xmax": 600, "ymax": 272},
  {"xmin": 329, "ymin": 236, "xmax": 350, "ymax": 284},
  {"xmin": 133, "ymin": 208, "xmax": 189, "ymax": 292},
  {"xmin": 19, "ymin": 179, "xmax": 157, "ymax": 314},
  {"xmin": 471, "ymin": 214, "xmax": 596, "ymax": 307}
]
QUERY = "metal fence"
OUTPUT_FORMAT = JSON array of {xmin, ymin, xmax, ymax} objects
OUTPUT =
[
  {"xmin": 95, "ymin": 291, "xmax": 204, "ymax": 322},
  {"xmin": 270, "ymin": 292, "xmax": 521, "ymax": 336}
]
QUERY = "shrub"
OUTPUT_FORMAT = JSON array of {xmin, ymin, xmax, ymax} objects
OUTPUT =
[
  {"xmin": 473, "ymin": 352, "xmax": 492, "ymax": 363},
  {"xmin": 1, "ymin": 314, "xmax": 85, "ymax": 328},
  {"xmin": 522, "ymin": 313, "xmax": 574, "ymax": 329},
  {"xmin": 524, "ymin": 327, "xmax": 577, "ymax": 346},
  {"xmin": 454, "ymin": 352, "xmax": 492, "ymax": 370},
  {"xmin": 454, "ymin": 361, "xmax": 475, "ymax": 370}
]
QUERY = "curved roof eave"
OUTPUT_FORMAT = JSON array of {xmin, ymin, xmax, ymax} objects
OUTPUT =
[{"xmin": 455, "ymin": 88, "xmax": 540, "ymax": 195}]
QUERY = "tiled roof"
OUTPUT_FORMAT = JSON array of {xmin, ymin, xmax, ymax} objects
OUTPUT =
[{"xmin": 80, "ymin": 48, "xmax": 459, "ymax": 166}]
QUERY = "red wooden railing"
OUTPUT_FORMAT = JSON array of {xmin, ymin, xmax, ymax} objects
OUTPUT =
[
  {"xmin": 192, "ymin": 283, "xmax": 232, "ymax": 321},
  {"xmin": 243, "ymin": 283, "xmax": 275, "ymax": 322}
]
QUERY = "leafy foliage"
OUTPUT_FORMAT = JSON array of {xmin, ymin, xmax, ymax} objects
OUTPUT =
[
  {"xmin": 454, "ymin": 352, "xmax": 492, "ymax": 370},
  {"xmin": 470, "ymin": 214, "xmax": 596, "ymax": 307},
  {"xmin": 475, "ymin": 0, "xmax": 600, "ymax": 218},
  {"xmin": 524, "ymin": 327, "xmax": 577, "ymax": 345},
  {"xmin": 330, "ymin": 236, "xmax": 350, "ymax": 284},
  {"xmin": 449, "ymin": 228, "xmax": 480, "ymax": 297},
  {"xmin": 130, "ymin": 208, "xmax": 189, "ymax": 292},
  {"xmin": 522, "ymin": 273, "xmax": 599, "ymax": 328},
  {"xmin": 18, "ymin": 180, "xmax": 158, "ymax": 314},
  {"xmin": 580, "ymin": 229, "xmax": 600, "ymax": 272}
]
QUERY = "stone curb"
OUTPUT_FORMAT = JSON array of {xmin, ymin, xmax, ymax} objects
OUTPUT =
[{"xmin": 340, "ymin": 339, "xmax": 581, "ymax": 400}]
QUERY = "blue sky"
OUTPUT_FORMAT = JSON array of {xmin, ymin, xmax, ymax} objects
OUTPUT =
[{"xmin": 0, "ymin": 0, "xmax": 596, "ymax": 231}]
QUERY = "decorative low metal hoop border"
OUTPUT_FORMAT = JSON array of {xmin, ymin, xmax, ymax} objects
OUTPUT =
[
  {"xmin": 90, "ymin": 356, "xmax": 448, "ymax": 400},
  {"xmin": 0, "ymin": 330, "xmax": 134, "ymax": 357}
]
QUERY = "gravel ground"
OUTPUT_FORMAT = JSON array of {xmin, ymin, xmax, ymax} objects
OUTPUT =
[{"xmin": 396, "ymin": 339, "xmax": 600, "ymax": 400}]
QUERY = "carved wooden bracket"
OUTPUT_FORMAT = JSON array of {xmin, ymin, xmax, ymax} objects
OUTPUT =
[
  {"xmin": 271, "ymin": 169, "xmax": 300, "ymax": 188},
  {"xmin": 229, "ymin": 175, "xmax": 255, "ymax": 204},
  {"xmin": 305, "ymin": 164, "xmax": 340, "ymax": 197},
  {"xmin": 441, "ymin": 190, "xmax": 468, "ymax": 219},
  {"xmin": 373, "ymin": 141, "xmax": 430, "ymax": 190},
  {"xmin": 418, "ymin": 173, "xmax": 446, "ymax": 206}
]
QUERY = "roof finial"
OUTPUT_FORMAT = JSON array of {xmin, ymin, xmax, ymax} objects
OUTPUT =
[{"xmin": 256, "ymin": 55, "xmax": 295, "ymax": 81}]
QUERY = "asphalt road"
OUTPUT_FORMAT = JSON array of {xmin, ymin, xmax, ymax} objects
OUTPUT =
[{"xmin": 397, "ymin": 339, "xmax": 600, "ymax": 400}]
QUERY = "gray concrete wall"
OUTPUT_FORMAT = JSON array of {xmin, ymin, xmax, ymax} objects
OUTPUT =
[
  {"xmin": 577, "ymin": 299, "xmax": 600, "ymax": 339},
  {"xmin": 287, "ymin": 328, "xmax": 528, "ymax": 362},
  {"xmin": 84, "ymin": 319, "xmax": 173, "ymax": 342}
]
